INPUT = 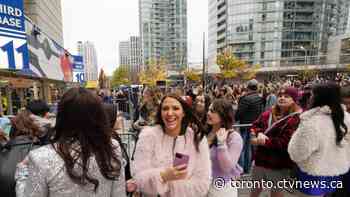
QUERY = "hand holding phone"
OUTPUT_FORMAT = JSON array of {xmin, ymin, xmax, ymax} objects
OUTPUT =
[
  {"xmin": 160, "ymin": 153, "xmax": 189, "ymax": 182},
  {"xmin": 173, "ymin": 153, "xmax": 189, "ymax": 169}
]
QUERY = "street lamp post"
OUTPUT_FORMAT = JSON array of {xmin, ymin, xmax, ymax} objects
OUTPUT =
[{"xmin": 300, "ymin": 46, "xmax": 307, "ymax": 65}]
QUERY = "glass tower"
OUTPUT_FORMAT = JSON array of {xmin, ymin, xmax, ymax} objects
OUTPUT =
[
  {"xmin": 208, "ymin": 0, "xmax": 350, "ymax": 69},
  {"xmin": 139, "ymin": 0, "xmax": 187, "ymax": 72}
]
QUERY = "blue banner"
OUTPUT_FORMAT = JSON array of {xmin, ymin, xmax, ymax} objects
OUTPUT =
[
  {"xmin": 0, "ymin": 0, "xmax": 25, "ymax": 32},
  {"xmin": 72, "ymin": 55, "xmax": 84, "ymax": 70},
  {"xmin": 0, "ymin": 0, "xmax": 28, "ymax": 71},
  {"xmin": 72, "ymin": 55, "xmax": 85, "ymax": 83}
]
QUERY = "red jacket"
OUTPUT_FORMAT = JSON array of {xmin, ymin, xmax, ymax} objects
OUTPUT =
[{"xmin": 250, "ymin": 109, "xmax": 300, "ymax": 169}]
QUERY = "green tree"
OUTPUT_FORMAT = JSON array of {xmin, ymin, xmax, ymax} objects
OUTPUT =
[{"xmin": 111, "ymin": 66, "xmax": 130, "ymax": 87}]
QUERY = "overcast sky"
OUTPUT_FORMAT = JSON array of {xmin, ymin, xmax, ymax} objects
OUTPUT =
[{"xmin": 62, "ymin": 0, "xmax": 208, "ymax": 76}]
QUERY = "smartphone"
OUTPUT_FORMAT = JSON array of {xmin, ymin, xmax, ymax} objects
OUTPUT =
[{"xmin": 173, "ymin": 153, "xmax": 189, "ymax": 168}]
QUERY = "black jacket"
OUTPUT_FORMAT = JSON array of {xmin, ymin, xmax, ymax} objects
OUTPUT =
[
  {"xmin": 0, "ymin": 136, "xmax": 39, "ymax": 197},
  {"xmin": 235, "ymin": 91, "xmax": 265, "ymax": 124}
]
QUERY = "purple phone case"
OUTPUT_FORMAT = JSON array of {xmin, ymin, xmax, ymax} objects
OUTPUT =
[{"xmin": 173, "ymin": 153, "xmax": 189, "ymax": 167}]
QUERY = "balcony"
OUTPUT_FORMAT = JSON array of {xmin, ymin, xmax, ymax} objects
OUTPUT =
[
  {"xmin": 233, "ymin": 47, "xmax": 255, "ymax": 53},
  {"xmin": 217, "ymin": 24, "xmax": 226, "ymax": 32},
  {"xmin": 217, "ymin": 4, "xmax": 227, "ymax": 15},
  {"xmin": 217, "ymin": 0, "xmax": 225, "ymax": 8},
  {"xmin": 217, "ymin": 13, "xmax": 226, "ymax": 24},
  {"xmin": 217, "ymin": 41, "xmax": 227, "ymax": 50},
  {"xmin": 217, "ymin": 32, "xmax": 226, "ymax": 41}
]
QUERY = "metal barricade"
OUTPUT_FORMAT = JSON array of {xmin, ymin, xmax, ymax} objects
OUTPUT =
[
  {"xmin": 233, "ymin": 124, "xmax": 252, "ymax": 129},
  {"xmin": 114, "ymin": 98, "xmax": 130, "ymax": 114}
]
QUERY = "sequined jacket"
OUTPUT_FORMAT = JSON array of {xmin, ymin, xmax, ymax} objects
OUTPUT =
[{"xmin": 15, "ymin": 140, "xmax": 126, "ymax": 197}]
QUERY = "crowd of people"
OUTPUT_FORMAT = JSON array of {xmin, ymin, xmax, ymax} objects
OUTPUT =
[{"xmin": 0, "ymin": 75, "xmax": 350, "ymax": 197}]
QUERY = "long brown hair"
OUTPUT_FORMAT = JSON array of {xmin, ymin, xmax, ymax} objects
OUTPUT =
[
  {"xmin": 53, "ymin": 88, "xmax": 121, "ymax": 191},
  {"xmin": 10, "ymin": 110, "xmax": 41, "ymax": 139},
  {"xmin": 209, "ymin": 98, "xmax": 235, "ymax": 130},
  {"xmin": 156, "ymin": 93, "xmax": 206, "ymax": 152}
]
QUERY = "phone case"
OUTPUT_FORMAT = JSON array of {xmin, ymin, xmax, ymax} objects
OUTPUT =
[{"xmin": 173, "ymin": 153, "xmax": 189, "ymax": 167}]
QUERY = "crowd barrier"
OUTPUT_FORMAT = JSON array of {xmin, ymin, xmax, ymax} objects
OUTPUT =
[{"xmin": 113, "ymin": 98, "xmax": 130, "ymax": 114}]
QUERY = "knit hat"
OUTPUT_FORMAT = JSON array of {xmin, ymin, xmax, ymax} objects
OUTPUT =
[
  {"xmin": 181, "ymin": 96, "xmax": 193, "ymax": 107},
  {"xmin": 278, "ymin": 87, "xmax": 299, "ymax": 102}
]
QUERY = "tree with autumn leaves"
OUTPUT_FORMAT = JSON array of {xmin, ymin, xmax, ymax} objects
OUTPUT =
[
  {"xmin": 298, "ymin": 65, "xmax": 319, "ymax": 81},
  {"xmin": 216, "ymin": 48, "xmax": 260, "ymax": 81},
  {"xmin": 184, "ymin": 69, "xmax": 201, "ymax": 82},
  {"xmin": 111, "ymin": 66, "xmax": 131, "ymax": 87},
  {"xmin": 138, "ymin": 59, "xmax": 167, "ymax": 86}
]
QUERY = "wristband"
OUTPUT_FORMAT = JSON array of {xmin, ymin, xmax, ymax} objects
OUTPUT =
[{"xmin": 217, "ymin": 140, "xmax": 225, "ymax": 146}]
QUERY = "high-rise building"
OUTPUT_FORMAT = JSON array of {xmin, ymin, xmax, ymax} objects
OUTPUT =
[
  {"xmin": 139, "ymin": 0, "xmax": 187, "ymax": 74},
  {"xmin": 77, "ymin": 41, "xmax": 98, "ymax": 81},
  {"xmin": 24, "ymin": 0, "xmax": 64, "ymax": 46},
  {"xmin": 129, "ymin": 36, "xmax": 143, "ymax": 80},
  {"xmin": 208, "ymin": 0, "xmax": 350, "ymax": 71},
  {"xmin": 208, "ymin": 0, "xmax": 220, "ymax": 70},
  {"xmin": 347, "ymin": 6, "xmax": 350, "ymax": 33},
  {"xmin": 118, "ymin": 37, "xmax": 142, "ymax": 83},
  {"xmin": 119, "ymin": 41, "xmax": 130, "ymax": 66}
]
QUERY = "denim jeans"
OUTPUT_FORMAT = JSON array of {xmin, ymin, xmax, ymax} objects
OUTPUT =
[{"xmin": 238, "ymin": 127, "xmax": 252, "ymax": 174}]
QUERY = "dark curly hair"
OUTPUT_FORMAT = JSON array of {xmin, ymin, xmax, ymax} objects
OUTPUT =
[{"xmin": 52, "ymin": 88, "xmax": 121, "ymax": 191}]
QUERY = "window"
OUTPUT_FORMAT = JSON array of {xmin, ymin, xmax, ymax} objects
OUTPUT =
[{"xmin": 262, "ymin": 3, "xmax": 267, "ymax": 10}]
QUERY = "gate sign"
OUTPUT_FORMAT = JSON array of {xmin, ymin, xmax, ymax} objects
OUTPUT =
[
  {"xmin": 72, "ymin": 55, "xmax": 85, "ymax": 83},
  {"xmin": 0, "ymin": 0, "xmax": 29, "ymax": 70}
]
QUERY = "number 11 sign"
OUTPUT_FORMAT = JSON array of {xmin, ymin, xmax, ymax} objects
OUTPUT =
[{"xmin": 0, "ymin": 36, "xmax": 29, "ymax": 70}]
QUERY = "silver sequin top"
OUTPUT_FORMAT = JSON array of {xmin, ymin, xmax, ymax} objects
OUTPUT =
[{"xmin": 15, "ymin": 140, "xmax": 126, "ymax": 197}]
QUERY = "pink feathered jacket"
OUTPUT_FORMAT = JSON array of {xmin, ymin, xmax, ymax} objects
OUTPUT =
[{"xmin": 132, "ymin": 125, "xmax": 211, "ymax": 197}]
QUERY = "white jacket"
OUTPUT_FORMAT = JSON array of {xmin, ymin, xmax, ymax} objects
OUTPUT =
[{"xmin": 288, "ymin": 106, "xmax": 350, "ymax": 176}]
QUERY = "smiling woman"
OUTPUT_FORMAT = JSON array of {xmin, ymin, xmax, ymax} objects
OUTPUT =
[
  {"xmin": 129, "ymin": 93, "xmax": 211, "ymax": 197},
  {"xmin": 160, "ymin": 97, "xmax": 185, "ymax": 136}
]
